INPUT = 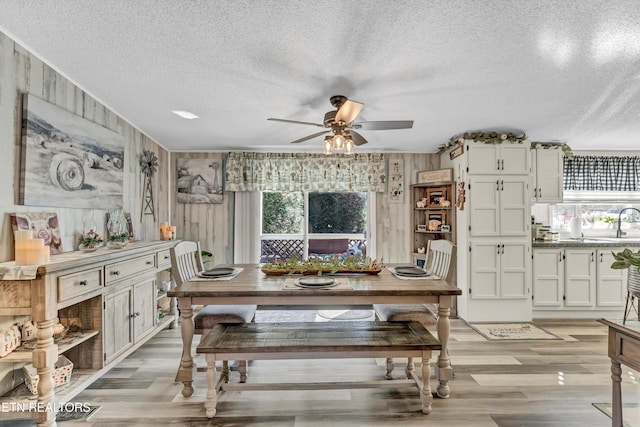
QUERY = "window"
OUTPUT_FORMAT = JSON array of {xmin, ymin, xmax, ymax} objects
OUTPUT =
[
  {"xmin": 260, "ymin": 191, "xmax": 369, "ymax": 262},
  {"xmin": 549, "ymin": 203, "xmax": 640, "ymax": 235}
]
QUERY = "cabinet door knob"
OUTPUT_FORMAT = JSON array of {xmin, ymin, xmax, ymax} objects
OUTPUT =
[
  {"xmin": 146, "ymin": 261, "xmax": 153, "ymax": 265},
  {"xmin": 112, "ymin": 270, "xmax": 120, "ymax": 276},
  {"xmin": 501, "ymin": 159, "xmax": 504, "ymax": 170},
  {"xmin": 497, "ymin": 159, "xmax": 500, "ymax": 170},
  {"xmin": 79, "ymin": 280, "xmax": 88, "ymax": 286}
]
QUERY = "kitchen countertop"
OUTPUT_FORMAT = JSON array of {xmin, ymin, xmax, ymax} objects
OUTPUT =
[{"xmin": 532, "ymin": 238, "xmax": 640, "ymax": 248}]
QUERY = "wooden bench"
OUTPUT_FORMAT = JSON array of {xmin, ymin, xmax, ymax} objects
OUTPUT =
[{"xmin": 196, "ymin": 320, "xmax": 441, "ymax": 418}]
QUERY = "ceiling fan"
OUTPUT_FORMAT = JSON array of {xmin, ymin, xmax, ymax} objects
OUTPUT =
[{"xmin": 268, "ymin": 95, "xmax": 413, "ymax": 154}]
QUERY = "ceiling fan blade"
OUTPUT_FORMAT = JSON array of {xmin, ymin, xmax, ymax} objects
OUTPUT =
[
  {"xmin": 268, "ymin": 118, "xmax": 326, "ymax": 128},
  {"xmin": 335, "ymin": 99, "xmax": 364, "ymax": 124},
  {"xmin": 349, "ymin": 130, "xmax": 368, "ymax": 146},
  {"xmin": 353, "ymin": 120, "xmax": 414, "ymax": 130},
  {"xmin": 290, "ymin": 130, "xmax": 330, "ymax": 144}
]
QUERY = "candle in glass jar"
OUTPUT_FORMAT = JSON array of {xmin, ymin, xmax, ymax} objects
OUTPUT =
[{"xmin": 170, "ymin": 226, "xmax": 177, "ymax": 240}]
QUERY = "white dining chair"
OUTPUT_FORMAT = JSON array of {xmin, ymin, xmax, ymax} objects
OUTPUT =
[
  {"xmin": 170, "ymin": 240, "xmax": 256, "ymax": 382},
  {"xmin": 373, "ymin": 239, "xmax": 455, "ymax": 379}
]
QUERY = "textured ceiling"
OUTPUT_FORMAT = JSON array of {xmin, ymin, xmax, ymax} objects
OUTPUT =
[{"xmin": 1, "ymin": 0, "xmax": 640, "ymax": 153}]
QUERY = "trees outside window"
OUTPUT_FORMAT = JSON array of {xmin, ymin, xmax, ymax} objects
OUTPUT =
[{"xmin": 261, "ymin": 191, "xmax": 368, "ymax": 261}]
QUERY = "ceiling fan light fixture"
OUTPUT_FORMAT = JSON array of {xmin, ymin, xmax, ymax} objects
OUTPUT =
[
  {"xmin": 332, "ymin": 134, "xmax": 345, "ymax": 152},
  {"xmin": 323, "ymin": 136, "xmax": 333, "ymax": 155},
  {"xmin": 344, "ymin": 135, "xmax": 354, "ymax": 155}
]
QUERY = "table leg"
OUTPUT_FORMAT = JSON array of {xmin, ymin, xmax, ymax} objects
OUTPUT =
[
  {"xmin": 33, "ymin": 319, "xmax": 57, "ymax": 427},
  {"xmin": 175, "ymin": 300, "xmax": 195, "ymax": 397},
  {"xmin": 436, "ymin": 296, "xmax": 452, "ymax": 399},
  {"xmin": 611, "ymin": 359, "xmax": 622, "ymax": 427}
]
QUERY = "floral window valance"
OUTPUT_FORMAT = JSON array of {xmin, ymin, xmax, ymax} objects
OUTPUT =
[
  {"xmin": 225, "ymin": 152, "xmax": 387, "ymax": 192},
  {"xmin": 564, "ymin": 155, "xmax": 640, "ymax": 191}
]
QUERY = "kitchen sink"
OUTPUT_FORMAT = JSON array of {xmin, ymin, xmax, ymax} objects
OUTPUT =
[{"xmin": 558, "ymin": 237, "xmax": 640, "ymax": 244}]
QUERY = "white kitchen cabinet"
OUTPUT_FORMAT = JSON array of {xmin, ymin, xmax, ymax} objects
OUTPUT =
[
  {"xmin": 533, "ymin": 246, "xmax": 625, "ymax": 315},
  {"xmin": 531, "ymin": 148, "xmax": 563, "ymax": 203},
  {"xmin": 596, "ymin": 249, "xmax": 627, "ymax": 307},
  {"xmin": 564, "ymin": 248, "xmax": 596, "ymax": 307},
  {"xmin": 532, "ymin": 248, "xmax": 563, "ymax": 307},
  {"xmin": 532, "ymin": 248, "xmax": 595, "ymax": 308},
  {"xmin": 468, "ymin": 176, "xmax": 530, "ymax": 237},
  {"xmin": 470, "ymin": 241, "xmax": 529, "ymax": 300},
  {"xmin": 467, "ymin": 142, "xmax": 530, "ymax": 175}
]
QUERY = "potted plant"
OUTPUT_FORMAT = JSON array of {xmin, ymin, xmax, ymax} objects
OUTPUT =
[
  {"xmin": 107, "ymin": 232, "xmax": 129, "ymax": 249},
  {"xmin": 611, "ymin": 248, "xmax": 640, "ymax": 322}
]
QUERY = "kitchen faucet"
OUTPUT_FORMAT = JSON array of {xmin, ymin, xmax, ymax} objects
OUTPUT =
[{"xmin": 616, "ymin": 207, "xmax": 640, "ymax": 238}]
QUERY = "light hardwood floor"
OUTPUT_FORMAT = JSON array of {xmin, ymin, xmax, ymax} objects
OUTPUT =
[{"xmin": 5, "ymin": 316, "xmax": 640, "ymax": 426}]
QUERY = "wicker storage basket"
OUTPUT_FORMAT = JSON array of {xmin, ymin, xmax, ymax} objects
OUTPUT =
[{"xmin": 23, "ymin": 354, "xmax": 73, "ymax": 395}]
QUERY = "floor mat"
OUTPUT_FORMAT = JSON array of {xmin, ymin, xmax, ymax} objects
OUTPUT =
[
  {"xmin": 468, "ymin": 323, "xmax": 562, "ymax": 340},
  {"xmin": 56, "ymin": 404, "xmax": 101, "ymax": 421}
]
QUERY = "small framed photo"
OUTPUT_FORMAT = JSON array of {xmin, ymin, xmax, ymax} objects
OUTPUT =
[
  {"xmin": 426, "ymin": 187, "xmax": 448, "ymax": 207},
  {"xmin": 441, "ymin": 224, "xmax": 451, "ymax": 232},
  {"xmin": 426, "ymin": 210, "xmax": 446, "ymax": 231},
  {"xmin": 417, "ymin": 224, "xmax": 427, "ymax": 232}
]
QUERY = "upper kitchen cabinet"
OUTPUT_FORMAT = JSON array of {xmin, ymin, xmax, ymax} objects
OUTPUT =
[
  {"xmin": 468, "ymin": 175, "xmax": 530, "ymax": 237},
  {"xmin": 467, "ymin": 141, "xmax": 530, "ymax": 175},
  {"xmin": 531, "ymin": 147, "xmax": 564, "ymax": 203}
]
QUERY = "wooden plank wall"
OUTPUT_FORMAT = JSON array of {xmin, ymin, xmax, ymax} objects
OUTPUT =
[
  {"xmin": 0, "ymin": 31, "xmax": 170, "ymax": 394},
  {"xmin": 376, "ymin": 153, "xmax": 440, "ymax": 263},
  {"xmin": 171, "ymin": 152, "xmax": 234, "ymax": 265},
  {"xmin": 0, "ymin": 31, "xmax": 169, "ymax": 263}
]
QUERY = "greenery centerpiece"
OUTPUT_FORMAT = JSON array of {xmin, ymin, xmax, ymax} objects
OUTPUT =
[
  {"xmin": 107, "ymin": 232, "xmax": 129, "ymax": 249},
  {"xmin": 78, "ymin": 230, "xmax": 103, "ymax": 252},
  {"xmin": 261, "ymin": 254, "xmax": 383, "ymax": 276}
]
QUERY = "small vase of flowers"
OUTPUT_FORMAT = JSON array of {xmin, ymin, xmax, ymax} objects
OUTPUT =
[{"xmin": 78, "ymin": 230, "xmax": 103, "ymax": 252}]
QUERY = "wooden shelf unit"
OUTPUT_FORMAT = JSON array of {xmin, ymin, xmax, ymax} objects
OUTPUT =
[
  {"xmin": 0, "ymin": 240, "xmax": 176, "ymax": 425},
  {"xmin": 411, "ymin": 181, "xmax": 455, "ymax": 266}
]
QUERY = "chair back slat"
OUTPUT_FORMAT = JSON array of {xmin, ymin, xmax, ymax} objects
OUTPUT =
[
  {"xmin": 170, "ymin": 241, "xmax": 204, "ymax": 286},
  {"xmin": 425, "ymin": 240, "xmax": 455, "ymax": 281}
]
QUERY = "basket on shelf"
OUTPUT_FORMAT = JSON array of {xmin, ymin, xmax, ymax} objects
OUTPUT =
[{"xmin": 23, "ymin": 354, "xmax": 73, "ymax": 395}]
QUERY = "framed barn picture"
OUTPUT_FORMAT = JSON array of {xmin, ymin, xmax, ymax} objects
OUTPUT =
[{"xmin": 176, "ymin": 156, "xmax": 223, "ymax": 204}]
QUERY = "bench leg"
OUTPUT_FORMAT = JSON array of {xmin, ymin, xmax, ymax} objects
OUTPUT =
[
  {"xmin": 405, "ymin": 357, "xmax": 415, "ymax": 379},
  {"xmin": 204, "ymin": 354, "xmax": 218, "ymax": 418},
  {"xmin": 385, "ymin": 357, "xmax": 394, "ymax": 379},
  {"xmin": 239, "ymin": 360, "xmax": 247, "ymax": 383},
  {"xmin": 421, "ymin": 350, "xmax": 433, "ymax": 415},
  {"xmin": 222, "ymin": 361, "xmax": 229, "ymax": 383}
]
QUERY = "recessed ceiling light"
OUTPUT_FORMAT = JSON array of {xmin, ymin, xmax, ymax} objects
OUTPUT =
[{"xmin": 172, "ymin": 110, "xmax": 199, "ymax": 119}]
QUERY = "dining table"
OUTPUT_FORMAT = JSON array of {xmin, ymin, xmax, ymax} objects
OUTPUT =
[{"xmin": 168, "ymin": 264, "xmax": 462, "ymax": 399}]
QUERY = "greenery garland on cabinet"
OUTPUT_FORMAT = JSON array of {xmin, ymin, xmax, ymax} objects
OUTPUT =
[{"xmin": 438, "ymin": 130, "xmax": 573, "ymax": 159}]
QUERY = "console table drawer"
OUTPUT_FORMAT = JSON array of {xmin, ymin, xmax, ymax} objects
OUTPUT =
[
  {"xmin": 105, "ymin": 254, "xmax": 156, "ymax": 285},
  {"xmin": 157, "ymin": 249, "xmax": 171, "ymax": 269},
  {"xmin": 58, "ymin": 267, "xmax": 103, "ymax": 302}
]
